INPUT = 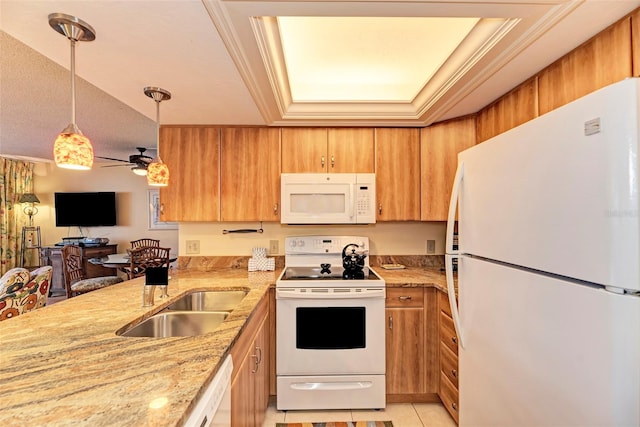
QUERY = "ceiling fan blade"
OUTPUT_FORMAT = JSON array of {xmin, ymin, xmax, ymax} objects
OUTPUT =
[
  {"xmin": 96, "ymin": 156, "xmax": 130, "ymax": 163},
  {"xmin": 101, "ymin": 164, "xmax": 131, "ymax": 168}
]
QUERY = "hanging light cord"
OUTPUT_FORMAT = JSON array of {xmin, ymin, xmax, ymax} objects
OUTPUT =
[
  {"xmin": 155, "ymin": 97, "xmax": 161, "ymax": 159},
  {"xmin": 69, "ymin": 38, "xmax": 77, "ymax": 129}
]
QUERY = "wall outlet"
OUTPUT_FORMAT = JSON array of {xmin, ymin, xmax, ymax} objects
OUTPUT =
[
  {"xmin": 426, "ymin": 240, "xmax": 436, "ymax": 254},
  {"xmin": 269, "ymin": 239, "xmax": 279, "ymax": 255},
  {"xmin": 186, "ymin": 240, "xmax": 200, "ymax": 254}
]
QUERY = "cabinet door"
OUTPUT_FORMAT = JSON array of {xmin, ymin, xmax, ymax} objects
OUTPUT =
[
  {"xmin": 281, "ymin": 128, "xmax": 327, "ymax": 173},
  {"xmin": 328, "ymin": 128, "xmax": 375, "ymax": 173},
  {"xmin": 231, "ymin": 345, "xmax": 255, "ymax": 427},
  {"xmin": 385, "ymin": 307, "xmax": 426, "ymax": 394},
  {"xmin": 159, "ymin": 126, "xmax": 220, "ymax": 221},
  {"xmin": 375, "ymin": 128, "xmax": 420, "ymax": 220},
  {"xmin": 253, "ymin": 316, "xmax": 269, "ymax": 427},
  {"xmin": 220, "ymin": 128, "xmax": 281, "ymax": 221},
  {"xmin": 421, "ymin": 117, "xmax": 475, "ymax": 221}
]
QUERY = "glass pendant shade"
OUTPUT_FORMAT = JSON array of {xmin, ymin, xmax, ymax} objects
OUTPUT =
[
  {"xmin": 53, "ymin": 127, "xmax": 94, "ymax": 170},
  {"xmin": 147, "ymin": 158, "xmax": 169, "ymax": 186}
]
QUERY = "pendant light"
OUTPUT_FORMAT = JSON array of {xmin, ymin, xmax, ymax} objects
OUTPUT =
[
  {"xmin": 49, "ymin": 13, "xmax": 96, "ymax": 170},
  {"xmin": 144, "ymin": 87, "xmax": 171, "ymax": 186}
]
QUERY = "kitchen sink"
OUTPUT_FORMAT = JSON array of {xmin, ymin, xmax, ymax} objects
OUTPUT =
[
  {"xmin": 118, "ymin": 311, "xmax": 229, "ymax": 338},
  {"xmin": 163, "ymin": 290, "xmax": 248, "ymax": 312}
]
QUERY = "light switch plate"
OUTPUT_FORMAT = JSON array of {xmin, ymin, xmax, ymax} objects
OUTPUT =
[{"xmin": 426, "ymin": 240, "xmax": 436, "ymax": 254}]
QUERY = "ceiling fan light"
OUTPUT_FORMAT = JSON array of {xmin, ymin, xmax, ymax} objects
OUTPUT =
[
  {"xmin": 53, "ymin": 131, "xmax": 94, "ymax": 170},
  {"xmin": 132, "ymin": 165, "xmax": 147, "ymax": 176},
  {"xmin": 147, "ymin": 158, "xmax": 169, "ymax": 186}
]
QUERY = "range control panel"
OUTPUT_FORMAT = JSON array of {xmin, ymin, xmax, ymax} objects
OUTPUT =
[{"xmin": 285, "ymin": 236, "xmax": 369, "ymax": 255}]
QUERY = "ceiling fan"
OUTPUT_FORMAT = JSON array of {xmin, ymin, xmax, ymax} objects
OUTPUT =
[{"xmin": 97, "ymin": 147, "xmax": 154, "ymax": 176}]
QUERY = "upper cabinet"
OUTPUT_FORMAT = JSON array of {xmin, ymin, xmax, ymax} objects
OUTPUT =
[
  {"xmin": 220, "ymin": 127, "xmax": 281, "ymax": 221},
  {"xmin": 159, "ymin": 126, "xmax": 220, "ymax": 222},
  {"xmin": 281, "ymin": 127, "xmax": 374, "ymax": 173},
  {"xmin": 375, "ymin": 128, "xmax": 421, "ymax": 221},
  {"xmin": 421, "ymin": 117, "xmax": 476, "ymax": 221}
]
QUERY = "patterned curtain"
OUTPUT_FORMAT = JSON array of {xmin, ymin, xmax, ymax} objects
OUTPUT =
[{"xmin": 0, "ymin": 157, "xmax": 34, "ymax": 275}]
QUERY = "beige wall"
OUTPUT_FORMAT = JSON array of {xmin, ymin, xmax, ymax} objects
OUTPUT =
[
  {"xmin": 34, "ymin": 163, "xmax": 445, "ymax": 257},
  {"xmin": 33, "ymin": 162, "xmax": 179, "ymax": 253}
]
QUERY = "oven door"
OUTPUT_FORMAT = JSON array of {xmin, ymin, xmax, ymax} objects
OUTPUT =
[{"xmin": 276, "ymin": 287, "xmax": 385, "ymax": 375}]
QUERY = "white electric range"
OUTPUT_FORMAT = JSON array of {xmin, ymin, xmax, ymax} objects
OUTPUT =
[{"xmin": 275, "ymin": 236, "xmax": 386, "ymax": 410}]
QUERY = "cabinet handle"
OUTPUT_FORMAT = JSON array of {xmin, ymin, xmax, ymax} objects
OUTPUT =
[
  {"xmin": 452, "ymin": 402, "xmax": 458, "ymax": 412},
  {"xmin": 251, "ymin": 353, "xmax": 259, "ymax": 373},
  {"xmin": 256, "ymin": 346, "xmax": 263, "ymax": 364},
  {"xmin": 273, "ymin": 203, "xmax": 278, "ymax": 215},
  {"xmin": 321, "ymin": 156, "xmax": 325, "ymax": 167},
  {"xmin": 388, "ymin": 315, "xmax": 393, "ymax": 330},
  {"xmin": 452, "ymin": 336, "xmax": 458, "ymax": 345},
  {"xmin": 378, "ymin": 204, "xmax": 382, "ymax": 215},
  {"xmin": 159, "ymin": 204, "xmax": 164, "ymax": 215},
  {"xmin": 331, "ymin": 155, "xmax": 335, "ymax": 168},
  {"xmin": 451, "ymin": 369, "xmax": 457, "ymax": 378},
  {"xmin": 399, "ymin": 296, "xmax": 412, "ymax": 301}
]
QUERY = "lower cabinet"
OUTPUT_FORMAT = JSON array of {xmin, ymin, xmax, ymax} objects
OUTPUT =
[
  {"xmin": 438, "ymin": 290, "xmax": 459, "ymax": 424},
  {"xmin": 230, "ymin": 294, "xmax": 270, "ymax": 427},
  {"xmin": 385, "ymin": 287, "xmax": 439, "ymax": 402}
]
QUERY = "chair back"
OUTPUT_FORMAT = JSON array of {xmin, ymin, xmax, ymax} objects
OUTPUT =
[
  {"xmin": 61, "ymin": 245, "xmax": 86, "ymax": 298},
  {"xmin": 0, "ymin": 266, "xmax": 50, "ymax": 321},
  {"xmin": 130, "ymin": 238, "xmax": 160, "ymax": 249},
  {"xmin": 127, "ymin": 246, "xmax": 171, "ymax": 279}
]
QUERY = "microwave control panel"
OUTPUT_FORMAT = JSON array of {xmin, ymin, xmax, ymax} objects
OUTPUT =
[{"xmin": 355, "ymin": 174, "xmax": 376, "ymax": 223}]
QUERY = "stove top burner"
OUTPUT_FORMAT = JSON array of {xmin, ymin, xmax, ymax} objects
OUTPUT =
[{"xmin": 281, "ymin": 266, "xmax": 380, "ymax": 281}]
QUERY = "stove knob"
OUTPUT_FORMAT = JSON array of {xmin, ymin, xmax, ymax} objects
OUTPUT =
[
  {"xmin": 289, "ymin": 240, "xmax": 297, "ymax": 247},
  {"xmin": 297, "ymin": 239, "xmax": 305, "ymax": 248}
]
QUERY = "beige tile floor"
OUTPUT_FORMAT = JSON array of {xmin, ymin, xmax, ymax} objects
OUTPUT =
[{"xmin": 262, "ymin": 402, "xmax": 457, "ymax": 426}]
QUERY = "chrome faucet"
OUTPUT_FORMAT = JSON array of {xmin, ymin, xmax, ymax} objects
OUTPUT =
[
  {"xmin": 142, "ymin": 284, "xmax": 156, "ymax": 307},
  {"xmin": 142, "ymin": 283, "xmax": 169, "ymax": 307}
]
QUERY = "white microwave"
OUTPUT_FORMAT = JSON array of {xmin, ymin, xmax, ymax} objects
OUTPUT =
[{"xmin": 280, "ymin": 173, "xmax": 376, "ymax": 224}]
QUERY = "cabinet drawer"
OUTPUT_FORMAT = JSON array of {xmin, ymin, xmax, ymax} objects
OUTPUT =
[
  {"xmin": 386, "ymin": 287, "xmax": 423, "ymax": 308},
  {"xmin": 83, "ymin": 246, "xmax": 117, "ymax": 257},
  {"xmin": 439, "ymin": 311, "xmax": 458, "ymax": 355},
  {"xmin": 440, "ymin": 372, "xmax": 459, "ymax": 424},
  {"xmin": 438, "ymin": 290, "xmax": 452, "ymax": 317},
  {"xmin": 440, "ymin": 342, "xmax": 459, "ymax": 388}
]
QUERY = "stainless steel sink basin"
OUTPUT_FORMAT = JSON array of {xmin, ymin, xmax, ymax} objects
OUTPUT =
[
  {"xmin": 164, "ymin": 290, "xmax": 248, "ymax": 312},
  {"xmin": 118, "ymin": 311, "xmax": 229, "ymax": 338}
]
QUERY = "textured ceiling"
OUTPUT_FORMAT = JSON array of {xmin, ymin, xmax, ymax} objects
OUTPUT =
[{"xmin": 1, "ymin": 0, "xmax": 639, "ymax": 164}]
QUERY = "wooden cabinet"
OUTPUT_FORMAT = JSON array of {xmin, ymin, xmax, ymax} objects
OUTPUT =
[
  {"xmin": 159, "ymin": 126, "xmax": 220, "ymax": 222},
  {"xmin": 386, "ymin": 287, "xmax": 425, "ymax": 395},
  {"xmin": 385, "ymin": 286, "xmax": 439, "ymax": 403},
  {"xmin": 230, "ymin": 294, "xmax": 270, "ymax": 427},
  {"xmin": 538, "ymin": 18, "xmax": 632, "ymax": 115},
  {"xmin": 41, "ymin": 244, "xmax": 118, "ymax": 295},
  {"xmin": 220, "ymin": 127, "xmax": 281, "ymax": 221},
  {"xmin": 421, "ymin": 117, "xmax": 476, "ymax": 221},
  {"xmin": 374, "ymin": 128, "xmax": 421, "ymax": 220},
  {"xmin": 281, "ymin": 127, "xmax": 374, "ymax": 173},
  {"xmin": 438, "ymin": 290, "xmax": 459, "ymax": 424}
]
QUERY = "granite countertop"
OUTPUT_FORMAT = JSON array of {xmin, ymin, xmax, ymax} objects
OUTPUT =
[
  {"xmin": 0, "ymin": 264, "xmax": 449, "ymax": 426},
  {"xmin": 0, "ymin": 268, "xmax": 277, "ymax": 427}
]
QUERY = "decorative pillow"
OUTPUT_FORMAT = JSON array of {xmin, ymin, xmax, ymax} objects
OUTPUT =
[{"xmin": 0, "ymin": 268, "xmax": 34, "ymax": 321}]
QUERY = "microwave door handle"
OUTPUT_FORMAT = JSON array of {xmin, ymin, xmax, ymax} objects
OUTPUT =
[{"xmin": 349, "ymin": 183, "xmax": 355, "ymax": 219}]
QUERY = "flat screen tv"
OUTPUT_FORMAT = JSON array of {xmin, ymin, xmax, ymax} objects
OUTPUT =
[{"xmin": 55, "ymin": 192, "xmax": 117, "ymax": 227}]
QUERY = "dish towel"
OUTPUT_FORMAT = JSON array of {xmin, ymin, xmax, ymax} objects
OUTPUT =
[{"xmin": 248, "ymin": 247, "xmax": 275, "ymax": 271}]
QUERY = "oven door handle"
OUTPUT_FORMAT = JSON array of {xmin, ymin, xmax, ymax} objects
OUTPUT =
[{"xmin": 276, "ymin": 288, "xmax": 385, "ymax": 299}]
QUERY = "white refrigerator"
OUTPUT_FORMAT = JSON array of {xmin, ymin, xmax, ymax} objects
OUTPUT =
[{"xmin": 445, "ymin": 78, "xmax": 640, "ymax": 426}]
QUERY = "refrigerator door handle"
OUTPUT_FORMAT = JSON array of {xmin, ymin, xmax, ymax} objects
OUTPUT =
[
  {"xmin": 446, "ymin": 161, "xmax": 465, "ymax": 349},
  {"xmin": 446, "ymin": 253, "xmax": 464, "ymax": 349},
  {"xmin": 446, "ymin": 162, "xmax": 463, "ymax": 255}
]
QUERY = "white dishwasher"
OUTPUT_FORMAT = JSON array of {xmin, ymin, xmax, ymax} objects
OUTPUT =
[{"xmin": 184, "ymin": 355, "xmax": 233, "ymax": 427}]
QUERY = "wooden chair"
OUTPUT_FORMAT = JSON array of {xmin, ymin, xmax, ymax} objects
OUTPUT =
[
  {"xmin": 126, "ymin": 246, "xmax": 171, "ymax": 280},
  {"xmin": 130, "ymin": 238, "xmax": 160, "ymax": 249},
  {"xmin": 61, "ymin": 245, "xmax": 123, "ymax": 298}
]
